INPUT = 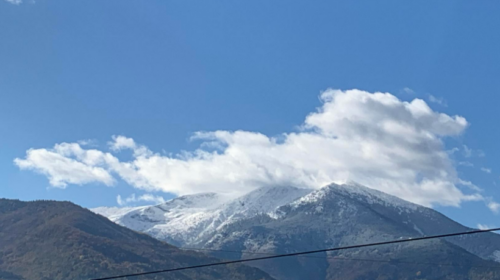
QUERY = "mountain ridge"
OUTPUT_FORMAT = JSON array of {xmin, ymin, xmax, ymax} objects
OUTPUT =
[
  {"xmin": 93, "ymin": 186, "xmax": 311, "ymax": 247},
  {"xmin": 0, "ymin": 198, "xmax": 274, "ymax": 280},
  {"xmin": 94, "ymin": 182, "xmax": 500, "ymax": 280}
]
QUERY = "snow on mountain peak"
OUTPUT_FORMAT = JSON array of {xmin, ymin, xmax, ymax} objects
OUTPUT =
[
  {"xmin": 93, "ymin": 185, "xmax": 312, "ymax": 246},
  {"xmin": 289, "ymin": 182, "xmax": 420, "ymax": 212},
  {"xmin": 222, "ymin": 185, "xmax": 312, "ymax": 215},
  {"xmin": 93, "ymin": 183, "xmax": 424, "ymax": 247}
]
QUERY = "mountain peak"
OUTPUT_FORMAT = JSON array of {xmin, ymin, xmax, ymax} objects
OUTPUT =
[
  {"xmin": 223, "ymin": 185, "xmax": 312, "ymax": 213},
  {"xmin": 93, "ymin": 183, "xmax": 500, "ymax": 280},
  {"xmin": 288, "ymin": 182, "xmax": 420, "ymax": 212},
  {"xmin": 92, "ymin": 185, "xmax": 312, "ymax": 246}
]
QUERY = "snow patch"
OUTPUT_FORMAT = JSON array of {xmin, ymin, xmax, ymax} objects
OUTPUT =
[{"xmin": 493, "ymin": 251, "xmax": 500, "ymax": 262}]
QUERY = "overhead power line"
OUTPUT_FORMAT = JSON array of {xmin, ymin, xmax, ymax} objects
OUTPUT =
[
  {"xmin": 180, "ymin": 246, "xmax": 500, "ymax": 269},
  {"xmin": 90, "ymin": 227, "xmax": 500, "ymax": 280}
]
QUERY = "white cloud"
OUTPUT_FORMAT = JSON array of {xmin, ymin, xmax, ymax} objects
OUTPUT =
[
  {"xmin": 478, "ymin": 224, "xmax": 493, "ymax": 230},
  {"xmin": 78, "ymin": 139, "xmax": 98, "ymax": 147},
  {"xmin": 109, "ymin": 135, "xmax": 136, "ymax": 151},
  {"xmin": 117, "ymin": 193, "xmax": 165, "ymax": 206},
  {"xmin": 15, "ymin": 89, "xmax": 484, "ymax": 207},
  {"xmin": 458, "ymin": 179, "xmax": 482, "ymax": 192},
  {"xmin": 458, "ymin": 161, "xmax": 474, "ymax": 167},
  {"xmin": 481, "ymin": 167, "xmax": 492, "ymax": 174},
  {"xmin": 402, "ymin": 87, "xmax": 414, "ymax": 94},
  {"xmin": 428, "ymin": 95, "xmax": 447, "ymax": 107},
  {"xmin": 4, "ymin": 0, "xmax": 22, "ymax": 4},
  {"xmin": 488, "ymin": 201, "xmax": 500, "ymax": 214},
  {"xmin": 139, "ymin": 194, "xmax": 166, "ymax": 204},
  {"xmin": 462, "ymin": 145, "xmax": 485, "ymax": 158},
  {"xmin": 116, "ymin": 194, "xmax": 129, "ymax": 206},
  {"xmin": 14, "ymin": 144, "xmax": 115, "ymax": 188},
  {"xmin": 109, "ymin": 135, "xmax": 152, "ymax": 157},
  {"xmin": 463, "ymin": 145, "xmax": 473, "ymax": 158}
]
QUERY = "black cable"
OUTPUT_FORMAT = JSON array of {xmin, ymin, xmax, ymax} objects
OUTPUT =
[
  {"xmin": 89, "ymin": 227, "xmax": 500, "ymax": 280},
  {"xmin": 180, "ymin": 246, "xmax": 500, "ymax": 269}
]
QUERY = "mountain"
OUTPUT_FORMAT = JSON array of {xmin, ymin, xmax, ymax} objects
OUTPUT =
[
  {"xmin": 0, "ymin": 198, "xmax": 274, "ymax": 280},
  {"xmin": 93, "ymin": 186, "xmax": 311, "ymax": 247},
  {"xmin": 94, "ymin": 183, "xmax": 500, "ymax": 280}
]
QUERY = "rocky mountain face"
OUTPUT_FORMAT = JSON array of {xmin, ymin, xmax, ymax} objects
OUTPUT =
[
  {"xmin": 94, "ymin": 183, "xmax": 500, "ymax": 280},
  {"xmin": 0, "ymin": 199, "xmax": 274, "ymax": 280}
]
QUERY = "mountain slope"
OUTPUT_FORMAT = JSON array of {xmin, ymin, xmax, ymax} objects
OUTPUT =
[
  {"xmin": 289, "ymin": 183, "xmax": 500, "ymax": 262},
  {"xmin": 94, "ymin": 183, "xmax": 500, "ymax": 280},
  {"xmin": 93, "ymin": 186, "xmax": 311, "ymax": 247},
  {"xmin": 204, "ymin": 183, "xmax": 500, "ymax": 280},
  {"xmin": 0, "ymin": 198, "xmax": 274, "ymax": 280}
]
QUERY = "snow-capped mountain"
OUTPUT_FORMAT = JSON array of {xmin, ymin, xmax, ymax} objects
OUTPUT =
[
  {"xmin": 93, "ymin": 183, "xmax": 500, "ymax": 280},
  {"xmin": 93, "ymin": 186, "xmax": 311, "ymax": 246}
]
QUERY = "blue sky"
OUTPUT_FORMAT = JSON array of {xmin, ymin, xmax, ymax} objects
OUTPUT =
[{"xmin": 2, "ymin": 0, "xmax": 500, "ymax": 229}]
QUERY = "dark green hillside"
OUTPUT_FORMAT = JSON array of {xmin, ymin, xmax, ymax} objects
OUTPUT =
[{"xmin": 0, "ymin": 199, "xmax": 273, "ymax": 280}]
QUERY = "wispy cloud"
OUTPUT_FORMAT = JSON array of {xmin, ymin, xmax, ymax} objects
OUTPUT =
[
  {"xmin": 462, "ymin": 145, "xmax": 485, "ymax": 158},
  {"xmin": 4, "ymin": 0, "xmax": 22, "ymax": 4},
  {"xmin": 428, "ymin": 95, "xmax": 447, "ymax": 107},
  {"xmin": 77, "ymin": 139, "xmax": 99, "ymax": 147},
  {"xmin": 447, "ymin": 147, "xmax": 460, "ymax": 155},
  {"xmin": 458, "ymin": 161, "xmax": 474, "ymax": 167},
  {"xmin": 15, "ymin": 89, "xmax": 484, "ymax": 208},
  {"xmin": 117, "ymin": 193, "xmax": 165, "ymax": 206},
  {"xmin": 481, "ymin": 167, "xmax": 492, "ymax": 174},
  {"xmin": 488, "ymin": 201, "xmax": 500, "ymax": 214},
  {"xmin": 463, "ymin": 145, "xmax": 472, "ymax": 158},
  {"xmin": 402, "ymin": 87, "xmax": 414, "ymax": 94},
  {"xmin": 458, "ymin": 179, "xmax": 482, "ymax": 192},
  {"xmin": 477, "ymin": 224, "xmax": 494, "ymax": 230}
]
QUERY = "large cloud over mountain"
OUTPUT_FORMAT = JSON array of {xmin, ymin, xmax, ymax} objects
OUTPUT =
[{"xmin": 14, "ymin": 89, "xmax": 482, "ymax": 207}]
